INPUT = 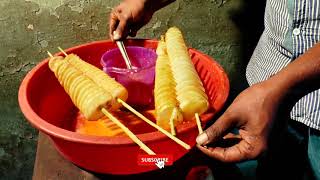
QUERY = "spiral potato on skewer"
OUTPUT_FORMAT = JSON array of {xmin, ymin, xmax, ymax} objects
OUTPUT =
[
  {"xmin": 49, "ymin": 57, "xmax": 113, "ymax": 120},
  {"xmin": 165, "ymin": 27, "xmax": 209, "ymax": 120},
  {"xmin": 154, "ymin": 37, "xmax": 183, "ymax": 130},
  {"xmin": 65, "ymin": 54, "xmax": 128, "ymax": 110}
]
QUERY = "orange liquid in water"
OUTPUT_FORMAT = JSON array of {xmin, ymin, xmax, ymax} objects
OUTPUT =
[{"xmin": 74, "ymin": 110, "xmax": 157, "ymax": 137}]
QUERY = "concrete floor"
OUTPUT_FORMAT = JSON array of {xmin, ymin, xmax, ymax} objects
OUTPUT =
[{"xmin": 0, "ymin": 0, "xmax": 265, "ymax": 179}]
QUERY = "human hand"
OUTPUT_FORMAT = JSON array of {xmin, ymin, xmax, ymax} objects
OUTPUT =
[
  {"xmin": 109, "ymin": 0, "xmax": 155, "ymax": 41},
  {"xmin": 196, "ymin": 80, "xmax": 285, "ymax": 162}
]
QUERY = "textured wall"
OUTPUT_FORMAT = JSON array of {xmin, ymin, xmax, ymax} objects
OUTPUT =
[{"xmin": 0, "ymin": 0, "xmax": 265, "ymax": 179}]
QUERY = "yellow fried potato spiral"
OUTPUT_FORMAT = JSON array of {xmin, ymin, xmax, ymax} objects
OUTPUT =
[
  {"xmin": 65, "ymin": 54, "xmax": 128, "ymax": 110},
  {"xmin": 165, "ymin": 27, "xmax": 209, "ymax": 120},
  {"xmin": 49, "ymin": 57, "xmax": 113, "ymax": 120},
  {"xmin": 154, "ymin": 37, "xmax": 183, "ymax": 130}
]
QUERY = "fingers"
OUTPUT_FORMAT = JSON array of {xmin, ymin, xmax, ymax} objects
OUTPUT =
[
  {"xmin": 109, "ymin": 12, "xmax": 118, "ymax": 41},
  {"xmin": 109, "ymin": 1, "xmax": 152, "ymax": 40},
  {"xmin": 112, "ymin": 18, "xmax": 141, "ymax": 39},
  {"xmin": 196, "ymin": 113, "xmax": 235, "ymax": 146},
  {"xmin": 196, "ymin": 139, "xmax": 255, "ymax": 162},
  {"xmin": 114, "ymin": 15, "xmax": 130, "ymax": 40},
  {"xmin": 109, "ymin": 6, "xmax": 130, "ymax": 41},
  {"xmin": 197, "ymin": 129, "xmax": 267, "ymax": 163},
  {"xmin": 223, "ymin": 133, "xmax": 241, "ymax": 139},
  {"xmin": 128, "ymin": 30, "xmax": 137, "ymax": 37},
  {"xmin": 128, "ymin": 25, "xmax": 140, "ymax": 37},
  {"xmin": 128, "ymin": 23, "xmax": 144, "ymax": 37}
]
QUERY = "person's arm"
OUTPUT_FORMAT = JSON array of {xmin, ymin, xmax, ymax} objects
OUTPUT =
[
  {"xmin": 268, "ymin": 42, "xmax": 320, "ymax": 95},
  {"xmin": 109, "ymin": 0, "xmax": 175, "ymax": 40},
  {"xmin": 196, "ymin": 42, "xmax": 320, "ymax": 162}
]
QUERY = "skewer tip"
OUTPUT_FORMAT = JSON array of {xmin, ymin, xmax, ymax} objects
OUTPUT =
[
  {"xmin": 58, "ymin": 47, "xmax": 68, "ymax": 56},
  {"xmin": 195, "ymin": 113, "xmax": 203, "ymax": 135},
  {"xmin": 47, "ymin": 51, "xmax": 54, "ymax": 58},
  {"xmin": 169, "ymin": 108, "xmax": 177, "ymax": 136}
]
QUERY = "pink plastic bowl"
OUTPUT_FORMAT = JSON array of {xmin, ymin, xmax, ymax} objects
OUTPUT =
[
  {"xmin": 18, "ymin": 39, "xmax": 229, "ymax": 175},
  {"xmin": 101, "ymin": 46, "xmax": 157, "ymax": 108}
]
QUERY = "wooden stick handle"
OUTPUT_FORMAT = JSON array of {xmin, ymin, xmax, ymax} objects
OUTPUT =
[
  {"xmin": 47, "ymin": 51, "xmax": 54, "ymax": 58},
  {"xmin": 101, "ymin": 108, "xmax": 156, "ymax": 155},
  {"xmin": 117, "ymin": 98, "xmax": 191, "ymax": 150},
  {"xmin": 169, "ymin": 108, "xmax": 177, "ymax": 136},
  {"xmin": 58, "ymin": 47, "xmax": 68, "ymax": 56},
  {"xmin": 195, "ymin": 113, "xmax": 203, "ymax": 134}
]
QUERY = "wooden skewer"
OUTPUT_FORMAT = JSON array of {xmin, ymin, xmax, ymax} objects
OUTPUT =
[
  {"xmin": 58, "ymin": 47, "xmax": 68, "ymax": 56},
  {"xmin": 195, "ymin": 113, "xmax": 203, "ymax": 134},
  {"xmin": 47, "ymin": 51, "xmax": 54, "ymax": 58},
  {"xmin": 117, "ymin": 98, "xmax": 191, "ymax": 150},
  {"xmin": 101, "ymin": 108, "xmax": 156, "ymax": 155},
  {"xmin": 169, "ymin": 108, "xmax": 177, "ymax": 136},
  {"xmin": 47, "ymin": 51, "xmax": 155, "ymax": 155}
]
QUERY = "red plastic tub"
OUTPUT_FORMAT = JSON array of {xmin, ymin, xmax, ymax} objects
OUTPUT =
[{"xmin": 18, "ymin": 39, "xmax": 229, "ymax": 175}]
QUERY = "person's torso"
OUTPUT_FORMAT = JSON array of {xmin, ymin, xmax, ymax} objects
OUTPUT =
[{"xmin": 246, "ymin": 0, "xmax": 320, "ymax": 130}]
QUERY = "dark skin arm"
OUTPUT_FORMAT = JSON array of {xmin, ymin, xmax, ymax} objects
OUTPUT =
[
  {"xmin": 196, "ymin": 42, "xmax": 320, "ymax": 162},
  {"xmin": 109, "ymin": 0, "xmax": 175, "ymax": 40}
]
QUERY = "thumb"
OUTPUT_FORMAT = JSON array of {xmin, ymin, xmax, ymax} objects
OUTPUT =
[
  {"xmin": 196, "ymin": 113, "xmax": 235, "ymax": 145},
  {"xmin": 113, "ymin": 19, "xmax": 129, "ymax": 40}
]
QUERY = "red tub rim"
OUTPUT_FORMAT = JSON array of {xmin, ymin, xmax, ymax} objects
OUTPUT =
[{"xmin": 18, "ymin": 39, "xmax": 229, "ymax": 146}]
